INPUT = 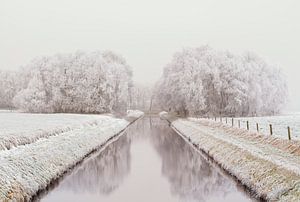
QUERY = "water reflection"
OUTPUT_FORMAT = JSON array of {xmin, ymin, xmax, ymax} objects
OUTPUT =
[
  {"xmin": 40, "ymin": 117, "xmax": 254, "ymax": 202},
  {"xmin": 149, "ymin": 118, "xmax": 248, "ymax": 201},
  {"xmin": 61, "ymin": 134, "xmax": 131, "ymax": 195}
]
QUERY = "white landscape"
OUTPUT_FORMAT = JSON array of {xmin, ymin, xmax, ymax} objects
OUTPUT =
[
  {"xmin": 1, "ymin": 0, "xmax": 300, "ymax": 202},
  {"xmin": 0, "ymin": 110, "xmax": 143, "ymax": 201},
  {"xmin": 0, "ymin": 111, "xmax": 119, "ymax": 150},
  {"xmin": 161, "ymin": 114, "xmax": 300, "ymax": 201},
  {"xmin": 236, "ymin": 114, "xmax": 300, "ymax": 140}
]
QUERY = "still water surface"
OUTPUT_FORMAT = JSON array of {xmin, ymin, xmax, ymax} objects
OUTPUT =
[{"xmin": 40, "ymin": 117, "xmax": 255, "ymax": 202}]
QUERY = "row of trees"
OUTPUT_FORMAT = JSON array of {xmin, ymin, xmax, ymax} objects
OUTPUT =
[
  {"xmin": 1, "ymin": 46, "xmax": 288, "ymax": 116},
  {"xmin": 0, "ymin": 51, "xmax": 133, "ymax": 113},
  {"xmin": 130, "ymin": 84, "xmax": 155, "ymax": 112},
  {"xmin": 155, "ymin": 46, "xmax": 288, "ymax": 116},
  {"xmin": 0, "ymin": 70, "xmax": 19, "ymax": 109}
]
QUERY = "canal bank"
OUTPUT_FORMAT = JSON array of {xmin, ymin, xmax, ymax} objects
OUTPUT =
[
  {"xmin": 0, "ymin": 111, "xmax": 143, "ymax": 201},
  {"xmin": 161, "ymin": 113, "xmax": 300, "ymax": 201},
  {"xmin": 38, "ymin": 116, "xmax": 256, "ymax": 202}
]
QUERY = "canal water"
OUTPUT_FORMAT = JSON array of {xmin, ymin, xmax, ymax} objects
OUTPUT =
[{"xmin": 39, "ymin": 116, "xmax": 256, "ymax": 202}]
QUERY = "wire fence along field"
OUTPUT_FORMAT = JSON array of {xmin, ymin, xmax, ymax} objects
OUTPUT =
[{"xmin": 207, "ymin": 114, "xmax": 300, "ymax": 141}]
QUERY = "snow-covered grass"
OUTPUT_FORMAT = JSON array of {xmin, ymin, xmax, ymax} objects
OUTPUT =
[
  {"xmin": 158, "ymin": 111, "xmax": 168, "ymax": 117},
  {"xmin": 0, "ymin": 110, "xmax": 143, "ymax": 201},
  {"xmin": 236, "ymin": 114, "xmax": 300, "ymax": 140},
  {"xmin": 127, "ymin": 110, "xmax": 144, "ymax": 119},
  {"xmin": 209, "ymin": 114, "xmax": 300, "ymax": 140},
  {"xmin": 0, "ymin": 111, "xmax": 114, "ymax": 150},
  {"xmin": 161, "ymin": 113, "xmax": 300, "ymax": 201}
]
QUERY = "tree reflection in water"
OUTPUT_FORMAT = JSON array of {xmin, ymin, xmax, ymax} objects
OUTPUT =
[
  {"xmin": 40, "ymin": 117, "xmax": 254, "ymax": 202},
  {"xmin": 54, "ymin": 133, "xmax": 131, "ymax": 195},
  {"xmin": 149, "ymin": 117, "xmax": 243, "ymax": 201}
]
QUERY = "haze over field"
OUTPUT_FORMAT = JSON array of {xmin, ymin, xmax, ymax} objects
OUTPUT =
[
  {"xmin": 1, "ymin": 0, "xmax": 299, "ymax": 110},
  {"xmin": 1, "ymin": 1, "xmax": 300, "ymax": 201}
]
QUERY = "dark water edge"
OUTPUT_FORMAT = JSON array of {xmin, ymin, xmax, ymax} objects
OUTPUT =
[{"xmin": 35, "ymin": 116, "xmax": 260, "ymax": 202}]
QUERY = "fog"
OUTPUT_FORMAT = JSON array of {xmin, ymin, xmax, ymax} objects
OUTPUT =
[{"xmin": 0, "ymin": 0, "xmax": 299, "ymax": 110}]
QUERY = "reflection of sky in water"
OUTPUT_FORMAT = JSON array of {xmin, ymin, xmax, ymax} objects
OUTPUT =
[{"xmin": 40, "ymin": 117, "xmax": 255, "ymax": 202}]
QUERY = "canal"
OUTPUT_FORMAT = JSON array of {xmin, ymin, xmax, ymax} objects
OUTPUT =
[{"xmin": 38, "ymin": 116, "xmax": 256, "ymax": 202}]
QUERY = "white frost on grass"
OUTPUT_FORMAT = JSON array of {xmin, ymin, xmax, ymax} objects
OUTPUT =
[
  {"xmin": 168, "ymin": 117, "xmax": 300, "ymax": 201},
  {"xmin": 207, "ymin": 114, "xmax": 300, "ymax": 140},
  {"xmin": 158, "ymin": 111, "xmax": 168, "ymax": 117},
  {"xmin": 127, "ymin": 110, "xmax": 144, "ymax": 118},
  {"xmin": 0, "ymin": 111, "xmax": 143, "ymax": 201},
  {"xmin": 0, "ymin": 111, "xmax": 114, "ymax": 150},
  {"xmin": 237, "ymin": 115, "xmax": 300, "ymax": 140}
]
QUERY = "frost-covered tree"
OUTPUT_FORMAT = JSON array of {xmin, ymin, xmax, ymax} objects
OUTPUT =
[
  {"xmin": 131, "ymin": 83, "xmax": 153, "ymax": 111},
  {"xmin": 155, "ymin": 46, "xmax": 288, "ymax": 117},
  {"xmin": 0, "ymin": 70, "xmax": 20, "ymax": 109},
  {"xmin": 11, "ymin": 50, "xmax": 133, "ymax": 113}
]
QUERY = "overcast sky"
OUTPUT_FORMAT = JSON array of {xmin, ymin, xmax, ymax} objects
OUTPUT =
[{"xmin": 1, "ymin": 0, "xmax": 299, "ymax": 111}]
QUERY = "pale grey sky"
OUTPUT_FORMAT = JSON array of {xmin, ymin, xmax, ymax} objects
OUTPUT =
[{"xmin": 0, "ymin": 0, "xmax": 299, "ymax": 111}]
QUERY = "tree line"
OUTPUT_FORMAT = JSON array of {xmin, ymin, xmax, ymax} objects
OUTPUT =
[
  {"xmin": 0, "ymin": 51, "xmax": 133, "ymax": 113},
  {"xmin": 0, "ymin": 46, "xmax": 288, "ymax": 116},
  {"xmin": 154, "ymin": 46, "xmax": 288, "ymax": 117}
]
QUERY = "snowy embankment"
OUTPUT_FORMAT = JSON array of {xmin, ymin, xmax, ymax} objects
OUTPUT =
[
  {"xmin": 126, "ymin": 110, "xmax": 145, "ymax": 120},
  {"xmin": 0, "ymin": 110, "xmax": 143, "ymax": 201},
  {"xmin": 158, "ymin": 111, "xmax": 168, "ymax": 117},
  {"xmin": 236, "ymin": 114, "xmax": 300, "ymax": 140},
  {"xmin": 0, "ymin": 111, "xmax": 117, "ymax": 150},
  {"xmin": 160, "ymin": 113, "xmax": 300, "ymax": 201}
]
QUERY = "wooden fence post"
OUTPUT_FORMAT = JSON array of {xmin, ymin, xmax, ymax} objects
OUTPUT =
[
  {"xmin": 288, "ymin": 126, "xmax": 291, "ymax": 140},
  {"xmin": 238, "ymin": 120, "xmax": 240, "ymax": 128},
  {"xmin": 215, "ymin": 117, "xmax": 216, "ymax": 121},
  {"xmin": 231, "ymin": 118, "xmax": 234, "ymax": 127},
  {"xmin": 226, "ymin": 118, "xmax": 227, "ymax": 124},
  {"xmin": 247, "ymin": 121, "xmax": 249, "ymax": 130},
  {"xmin": 269, "ymin": 124, "xmax": 273, "ymax": 135},
  {"xmin": 256, "ymin": 123, "xmax": 259, "ymax": 132},
  {"xmin": 220, "ymin": 117, "xmax": 222, "ymax": 122}
]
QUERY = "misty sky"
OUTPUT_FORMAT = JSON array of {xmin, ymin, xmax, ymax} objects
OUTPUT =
[{"xmin": 1, "ymin": 0, "xmax": 300, "ymax": 111}]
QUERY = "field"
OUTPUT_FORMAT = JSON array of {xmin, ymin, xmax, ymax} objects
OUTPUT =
[
  {"xmin": 211, "ymin": 113, "xmax": 300, "ymax": 140},
  {"xmin": 0, "ymin": 110, "xmax": 115, "ymax": 150},
  {"xmin": 161, "ymin": 113, "xmax": 300, "ymax": 201},
  {"xmin": 0, "ymin": 110, "xmax": 143, "ymax": 201}
]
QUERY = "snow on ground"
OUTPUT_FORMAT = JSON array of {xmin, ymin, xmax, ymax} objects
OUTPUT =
[
  {"xmin": 127, "ymin": 110, "xmax": 145, "ymax": 119},
  {"xmin": 158, "ymin": 111, "xmax": 168, "ymax": 117},
  {"xmin": 215, "ymin": 114, "xmax": 300, "ymax": 140},
  {"xmin": 0, "ymin": 111, "xmax": 143, "ymax": 201},
  {"xmin": 161, "ymin": 113, "xmax": 300, "ymax": 201},
  {"xmin": 0, "ymin": 111, "xmax": 116, "ymax": 150}
]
